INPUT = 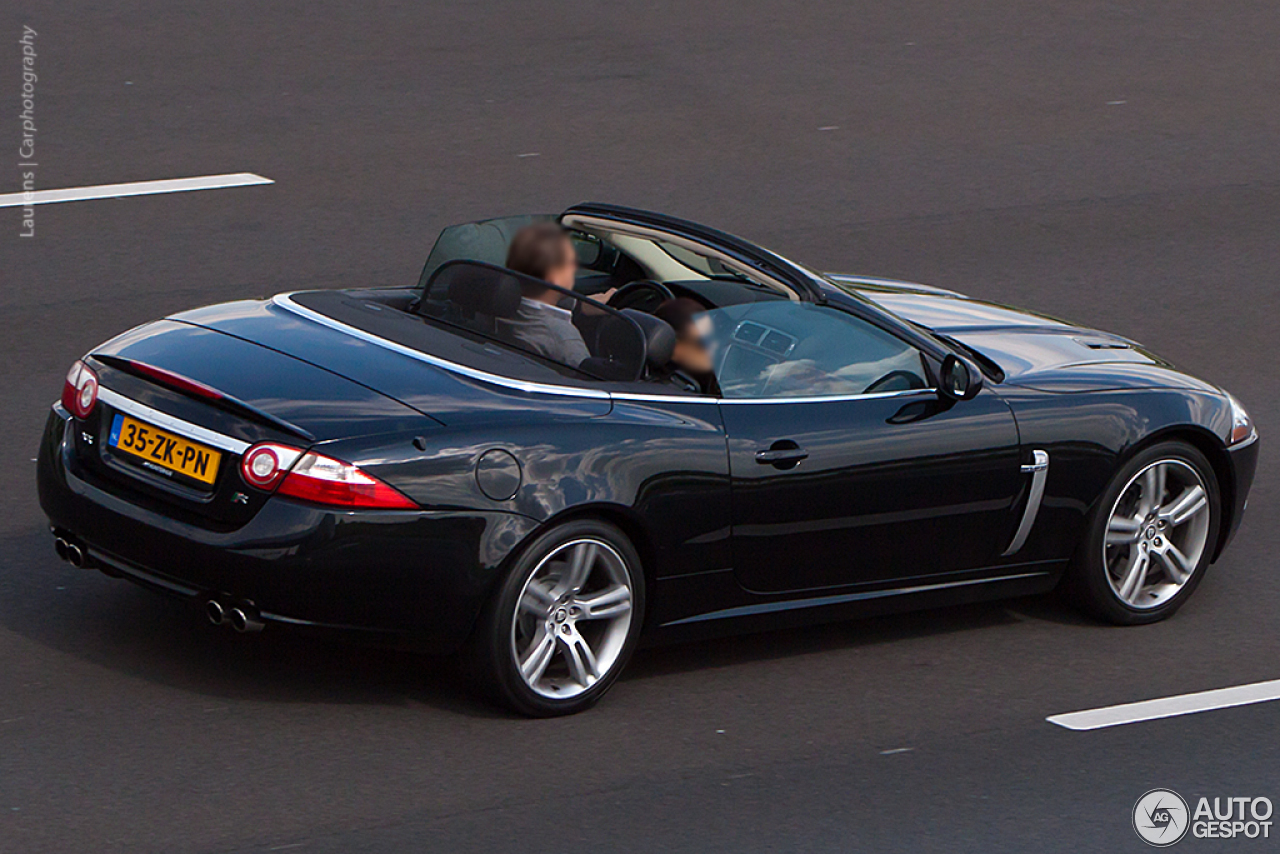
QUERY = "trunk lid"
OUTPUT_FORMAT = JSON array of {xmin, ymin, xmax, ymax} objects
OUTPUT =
[
  {"xmin": 79, "ymin": 318, "xmax": 435, "ymax": 525},
  {"xmin": 168, "ymin": 293, "xmax": 612, "ymax": 426}
]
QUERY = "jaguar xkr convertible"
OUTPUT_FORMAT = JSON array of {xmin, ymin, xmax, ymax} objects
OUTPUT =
[{"xmin": 38, "ymin": 203, "xmax": 1258, "ymax": 715}]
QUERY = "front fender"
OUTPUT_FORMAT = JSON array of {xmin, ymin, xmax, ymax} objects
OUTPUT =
[{"xmin": 995, "ymin": 386, "xmax": 1236, "ymax": 563}]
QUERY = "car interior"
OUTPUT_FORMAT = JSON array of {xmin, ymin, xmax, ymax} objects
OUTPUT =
[
  {"xmin": 404, "ymin": 215, "xmax": 810, "ymax": 389},
  {"xmin": 316, "ymin": 214, "xmax": 927, "ymax": 399}
]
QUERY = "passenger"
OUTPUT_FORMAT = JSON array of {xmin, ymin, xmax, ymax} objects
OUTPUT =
[
  {"xmin": 500, "ymin": 222, "xmax": 593, "ymax": 368},
  {"xmin": 653, "ymin": 298, "xmax": 720, "ymax": 395}
]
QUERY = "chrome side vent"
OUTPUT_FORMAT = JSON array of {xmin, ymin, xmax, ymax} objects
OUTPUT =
[{"xmin": 1003, "ymin": 450, "xmax": 1049, "ymax": 557}]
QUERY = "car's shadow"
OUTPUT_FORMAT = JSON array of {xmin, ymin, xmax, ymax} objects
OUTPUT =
[
  {"xmin": 626, "ymin": 586, "xmax": 1094, "ymax": 682},
  {"xmin": 0, "ymin": 525, "xmax": 1092, "ymax": 717}
]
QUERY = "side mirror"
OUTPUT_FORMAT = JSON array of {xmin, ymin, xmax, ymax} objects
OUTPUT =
[{"xmin": 938, "ymin": 354, "xmax": 984, "ymax": 401}]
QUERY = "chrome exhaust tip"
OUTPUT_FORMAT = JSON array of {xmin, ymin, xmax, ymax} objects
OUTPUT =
[
  {"xmin": 54, "ymin": 537, "xmax": 69, "ymax": 562},
  {"xmin": 66, "ymin": 543, "xmax": 85, "ymax": 568},
  {"xmin": 206, "ymin": 599, "xmax": 227, "ymax": 626},
  {"xmin": 228, "ymin": 607, "xmax": 264, "ymax": 633}
]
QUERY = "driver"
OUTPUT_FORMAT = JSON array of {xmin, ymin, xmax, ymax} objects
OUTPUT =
[
  {"xmin": 500, "ymin": 222, "xmax": 597, "ymax": 367},
  {"xmin": 653, "ymin": 298, "xmax": 719, "ymax": 395}
]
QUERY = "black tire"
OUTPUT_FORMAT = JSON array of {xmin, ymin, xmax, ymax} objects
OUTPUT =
[
  {"xmin": 466, "ymin": 519, "xmax": 646, "ymax": 717},
  {"xmin": 1068, "ymin": 440, "xmax": 1221, "ymax": 625}
]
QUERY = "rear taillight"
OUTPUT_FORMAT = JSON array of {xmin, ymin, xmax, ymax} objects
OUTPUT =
[
  {"xmin": 239, "ymin": 442, "xmax": 304, "ymax": 489},
  {"xmin": 239, "ymin": 443, "xmax": 417, "ymax": 509},
  {"xmin": 61, "ymin": 360, "xmax": 99, "ymax": 419},
  {"xmin": 277, "ymin": 451, "xmax": 418, "ymax": 509}
]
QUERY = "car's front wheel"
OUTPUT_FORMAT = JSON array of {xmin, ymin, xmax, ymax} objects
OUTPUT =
[
  {"xmin": 1070, "ymin": 441, "xmax": 1221, "ymax": 624},
  {"xmin": 468, "ymin": 520, "xmax": 645, "ymax": 716}
]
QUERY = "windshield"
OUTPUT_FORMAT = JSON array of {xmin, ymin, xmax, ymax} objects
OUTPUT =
[
  {"xmin": 699, "ymin": 300, "xmax": 929, "ymax": 398},
  {"xmin": 654, "ymin": 241, "xmax": 752, "ymax": 281}
]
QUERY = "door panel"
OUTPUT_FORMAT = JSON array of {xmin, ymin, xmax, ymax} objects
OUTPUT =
[{"xmin": 723, "ymin": 389, "xmax": 1022, "ymax": 593}]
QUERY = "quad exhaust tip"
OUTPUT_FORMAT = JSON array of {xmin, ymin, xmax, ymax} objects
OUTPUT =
[
  {"xmin": 206, "ymin": 599, "xmax": 227, "ymax": 626},
  {"xmin": 50, "ymin": 534, "xmax": 264, "ymax": 633},
  {"xmin": 206, "ymin": 598, "xmax": 264, "ymax": 633},
  {"xmin": 228, "ymin": 607, "xmax": 264, "ymax": 633},
  {"xmin": 53, "ymin": 535, "xmax": 90, "ymax": 568}
]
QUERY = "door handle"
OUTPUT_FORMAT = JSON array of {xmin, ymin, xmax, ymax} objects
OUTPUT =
[{"xmin": 755, "ymin": 446, "xmax": 809, "ymax": 467}]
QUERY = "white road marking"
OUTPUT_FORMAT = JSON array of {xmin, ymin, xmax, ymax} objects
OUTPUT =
[
  {"xmin": 1047, "ymin": 678, "xmax": 1280, "ymax": 731},
  {"xmin": 0, "ymin": 172, "xmax": 272, "ymax": 208}
]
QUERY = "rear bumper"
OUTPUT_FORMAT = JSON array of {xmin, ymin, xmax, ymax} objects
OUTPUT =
[
  {"xmin": 37, "ymin": 406, "xmax": 536, "ymax": 649},
  {"xmin": 1217, "ymin": 432, "xmax": 1259, "ymax": 560}
]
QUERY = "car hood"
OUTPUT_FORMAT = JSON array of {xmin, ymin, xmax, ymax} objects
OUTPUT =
[{"xmin": 829, "ymin": 275, "xmax": 1220, "ymax": 394}]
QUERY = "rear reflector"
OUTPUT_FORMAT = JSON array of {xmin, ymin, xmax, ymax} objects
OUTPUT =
[
  {"xmin": 239, "ymin": 442, "xmax": 304, "ymax": 489},
  {"xmin": 276, "ymin": 451, "xmax": 418, "ymax": 509}
]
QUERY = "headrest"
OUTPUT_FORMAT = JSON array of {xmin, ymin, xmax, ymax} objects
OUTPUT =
[
  {"xmin": 619, "ymin": 309, "xmax": 676, "ymax": 369},
  {"xmin": 436, "ymin": 265, "xmax": 524, "ymax": 318}
]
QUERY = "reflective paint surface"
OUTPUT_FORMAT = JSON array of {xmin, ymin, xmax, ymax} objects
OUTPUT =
[{"xmin": 36, "ymin": 250, "xmax": 1257, "ymax": 641}]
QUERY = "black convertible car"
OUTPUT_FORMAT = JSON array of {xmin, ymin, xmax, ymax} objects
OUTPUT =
[{"xmin": 39, "ymin": 203, "xmax": 1258, "ymax": 715}]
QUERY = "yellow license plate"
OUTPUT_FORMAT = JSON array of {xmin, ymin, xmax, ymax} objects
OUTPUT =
[{"xmin": 109, "ymin": 413, "xmax": 222, "ymax": 485}]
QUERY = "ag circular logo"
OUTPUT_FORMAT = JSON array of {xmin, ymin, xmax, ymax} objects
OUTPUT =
[{"xmin": 1134, "ymin": 789, "xmax": 1190, "ymax": 846}]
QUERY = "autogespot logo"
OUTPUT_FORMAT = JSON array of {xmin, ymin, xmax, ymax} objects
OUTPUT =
[
  {"xmin": 1134, "ymin": 789, "xmax": 1190, "ymax": 847},
  {"xmin": 1133, "ymin": 789, "xmax": 1275, "ymax": 845}
]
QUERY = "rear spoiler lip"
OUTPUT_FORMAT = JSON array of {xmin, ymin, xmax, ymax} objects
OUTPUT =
[{"xmin": 88, "ymin": 354, "xmax": 318, "ymax": 444}]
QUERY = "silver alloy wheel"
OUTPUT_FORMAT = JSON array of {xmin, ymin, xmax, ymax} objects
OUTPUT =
[
  {"xmin": 510, "ymin": 538, "xmax": 635, "ymax": 699},
  {"xmin": 1103, "ymin": 459, "xmax": 1211, "ymax": 609}
]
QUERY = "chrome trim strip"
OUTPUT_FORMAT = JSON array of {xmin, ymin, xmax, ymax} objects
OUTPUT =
[
  {"xmin": 611, "ymin": 392, "xmax": 719, "ymax": 404},
  {"xmin": 273, "ymin": 293, "xmax": 939, "ymax": 406},
  {"xmin": 1003, "ymin": 449, "xmax": 1049, "ymax": 557},
  {"xmin": 719, "ymin": 388, "xmax": 937, "ymax": 405},
  {"xmin": 271, "ymin": 294, "xmax": 610, "ymax": 400},
  {"xmin": 97, "ymin": 388, "xmax": 251, "ymax": 454},
  {"xmin": 664, "ymin": 571, "xmax": 1050, "ymax": 626}
]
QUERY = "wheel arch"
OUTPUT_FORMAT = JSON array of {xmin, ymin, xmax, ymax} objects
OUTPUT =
[
  {"xmin": 514, "ymin": 503, "xmax": 659, "ymax": 629},
  {"xmin": 1121, "ymin": 425, "xmax": 1235, "ymax": 562}
]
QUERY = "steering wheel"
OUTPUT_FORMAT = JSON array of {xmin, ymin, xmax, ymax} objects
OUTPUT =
[{"xmin": 606, "ymin": 279, "xmax": 675, "ymax": 313}]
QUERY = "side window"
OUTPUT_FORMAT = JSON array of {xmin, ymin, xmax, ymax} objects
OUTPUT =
[{"xmin": 706, "ymin": 302, "xmax": 929, "ymax": 398}]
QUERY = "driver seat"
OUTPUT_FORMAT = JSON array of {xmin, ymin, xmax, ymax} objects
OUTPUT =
[{"xmin": 583, "ymin": 309, "xmax": 676, "ymax": 381}]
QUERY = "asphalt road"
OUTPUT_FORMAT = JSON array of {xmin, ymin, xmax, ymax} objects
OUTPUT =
[{"xmin": 4, "ymin": 2, "xmax": 1280, "ymax": 851}]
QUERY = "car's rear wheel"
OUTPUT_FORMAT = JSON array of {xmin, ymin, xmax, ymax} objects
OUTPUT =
[
  {"xmin": 467, "ymin": 519, "xmax": 644, "ymax": 716},
  {"xmin": 1070, "ymin": 441, "xmax": 1220, "ymax": 624}
]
